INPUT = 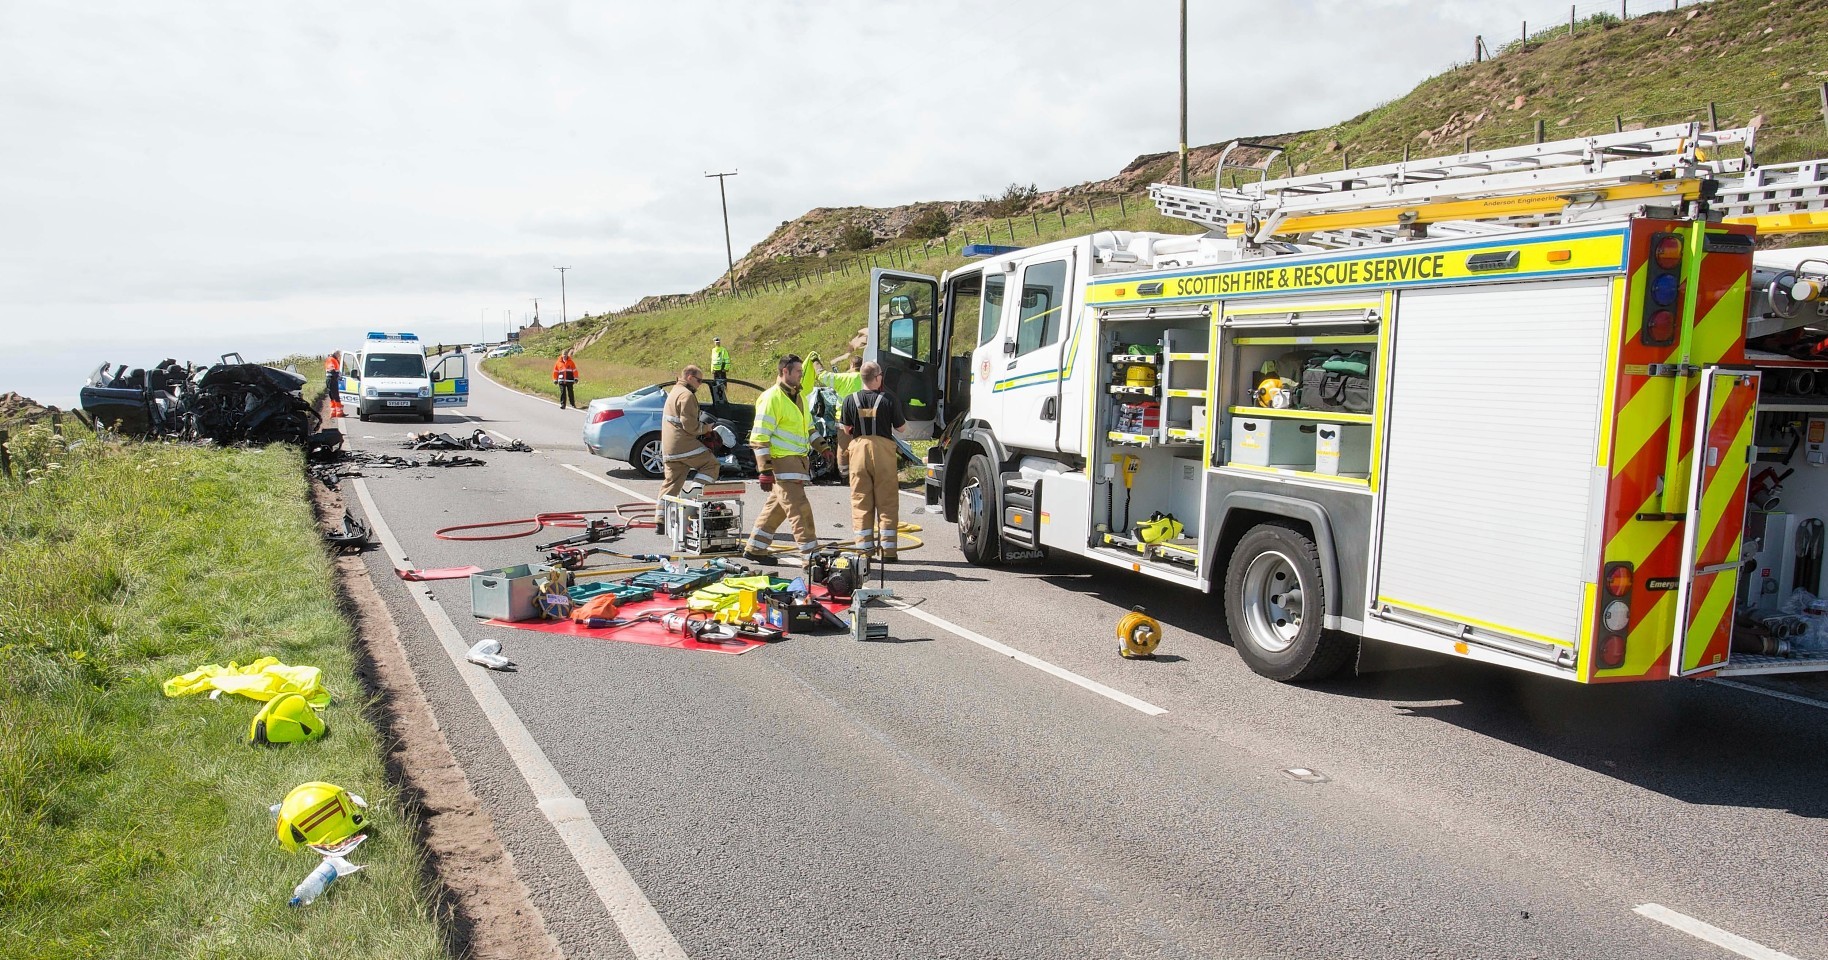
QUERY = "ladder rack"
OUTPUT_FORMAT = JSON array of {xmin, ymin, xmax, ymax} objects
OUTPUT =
[{"xmin": 1153, "ymin": 123, "xmax": 1756, "ymax": 248}]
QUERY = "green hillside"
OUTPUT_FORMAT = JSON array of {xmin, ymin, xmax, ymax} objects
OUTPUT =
[{"xmin": 488, "ymin": 0, "xmax": 1828, "ymax": 403}]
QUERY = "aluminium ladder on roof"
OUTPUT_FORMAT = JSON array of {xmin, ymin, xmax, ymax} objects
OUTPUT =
[
  {"xmin": 1718, "ymin": 158, "xmax": 1828, "ymax": 235},
  {"xmin": 1153, "ymin": 123, "xmax": 1754, "ymax": 247}
]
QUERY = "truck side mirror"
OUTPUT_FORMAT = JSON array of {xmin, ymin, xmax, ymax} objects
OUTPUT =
[{"xmin": 1003, "ymin": 338, "xmax": 1017, "ymax": 356}]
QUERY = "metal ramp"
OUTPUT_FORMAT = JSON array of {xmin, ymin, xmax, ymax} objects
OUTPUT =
[{"xmin": 1153, "ymin": 123, "xmax": 1756, "ymax": 247}]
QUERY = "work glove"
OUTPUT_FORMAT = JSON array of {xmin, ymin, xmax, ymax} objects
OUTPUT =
[{"xmin": 757, "ymin": 472, "xmax": 775, "ymax": 492}]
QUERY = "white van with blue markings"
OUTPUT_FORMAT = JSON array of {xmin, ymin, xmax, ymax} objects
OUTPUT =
[{"xmin": 337, "ymin": 332, "xmax": 468, "ymax": 422}]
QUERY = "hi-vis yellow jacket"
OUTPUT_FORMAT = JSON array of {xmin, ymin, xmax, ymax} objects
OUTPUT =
[{"xmin": 751, "ymin": 383, "xmax": 811, "ymax": 466}]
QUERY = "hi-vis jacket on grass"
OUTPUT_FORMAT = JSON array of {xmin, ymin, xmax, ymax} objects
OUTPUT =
[{"xmin": 865, "ymin": 122, "xmax": 1828, "ymax": 686}]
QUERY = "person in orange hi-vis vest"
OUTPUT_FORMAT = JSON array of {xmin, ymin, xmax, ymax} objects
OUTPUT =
[
  {"xmin": 323, "ymin": 353, "xmax": 344, "ymax": 419},
  {"xmin": 553, "ymin": 349, "xmax": 580, "ymax": 409}
]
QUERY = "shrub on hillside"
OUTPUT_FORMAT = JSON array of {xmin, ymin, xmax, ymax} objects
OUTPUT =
[
  {"xmin": 982, "ymin": 182, "xmax": 1039, "ymax": 218},
  {"xmin": 837, "ymin": 222, "xmax": 876, "ymax": 251},
  {"xmin": 902, "ymin": 205, "xmax": 951, "ymax": 240}
]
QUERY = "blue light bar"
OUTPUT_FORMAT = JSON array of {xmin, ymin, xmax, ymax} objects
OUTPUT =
[
  {"xmin": 961, "ymin": 244, "xmax": 1024, "ymax": 258},
  {"xmin": 365, "ymin": 332, "xmax": 419, "ymax": 341}
]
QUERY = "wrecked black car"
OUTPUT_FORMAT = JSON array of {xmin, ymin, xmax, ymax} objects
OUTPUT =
[{"xmin": 80, "ymin": 353, "xmax": 319, "ymax": 445}]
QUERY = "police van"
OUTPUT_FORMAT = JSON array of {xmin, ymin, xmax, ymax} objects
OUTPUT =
[{"xmin": 337, "ymin": 332, "xmax": 469, "ymax": 422}]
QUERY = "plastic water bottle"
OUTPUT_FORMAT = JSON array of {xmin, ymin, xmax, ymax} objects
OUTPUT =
[{"xmin": 289, "ymin": 856, "xmax": 361, "ymax": 907}]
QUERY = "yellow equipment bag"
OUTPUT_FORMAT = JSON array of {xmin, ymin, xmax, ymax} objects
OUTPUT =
[
  {"xmin": 1133, "ymin": 512, "xmax": 1184, "ymax": 544},
  {"xmin": 163, "ymin": 657, "xmax": 330, "ymax": 707}
]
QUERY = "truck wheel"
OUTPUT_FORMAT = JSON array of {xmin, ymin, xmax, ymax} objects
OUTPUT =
[
  {"xmin": 1223, "ymin": 523, "xmax": 1355, "ymax": 682},
  {"xmin": 956, "ymin": 454, "xmax": 1002, "ymax": 566}
]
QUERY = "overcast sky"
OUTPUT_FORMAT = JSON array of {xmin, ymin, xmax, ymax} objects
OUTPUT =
[{"xmin": 4, "ymin": 0, "xmax": 1574, "ymax": 403}]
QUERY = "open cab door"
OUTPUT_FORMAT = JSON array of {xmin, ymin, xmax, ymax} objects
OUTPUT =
[
  {"xmin": 338, "ymin": 349, "xmax": 360, "ymax": 406},
  {"xmin": 1672, "ymin": 369, "xmax": 1759, "ymax": 676},
  {"xmin": 865, "ymin": 268, "xmax": 941, "ymax": 439},
  {"xmin": 430, "ymin": 351, "xmax": 470, "ymax": 408}
]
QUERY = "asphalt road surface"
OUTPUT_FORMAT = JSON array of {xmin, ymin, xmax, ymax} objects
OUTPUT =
[{"xmin": 339, "ymin": 370, "xmax": 1828, "ymax": 960}]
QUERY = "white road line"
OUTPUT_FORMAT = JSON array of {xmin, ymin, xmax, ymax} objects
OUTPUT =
[
  {"xmin": 562, "ymin": 461, "xmax": 655, "ymax": 502},
  {"xmin": 1634, "ymin": 904, "xmax": 1797, "ymax": 960},
  {"xmin": 887, "ymin": 601, "xmax": 1168, "ymax": 717},
  {"xmin": 350, "ymin": 478, "xmax": 689, "ymax": 960},
  {"xmin": 1707, "ymin": 678, "xmax": 1828, "ymax": 712},
  {"xmin": 476, "ymin": 364, "xmax": 562, "ymax": 407}
]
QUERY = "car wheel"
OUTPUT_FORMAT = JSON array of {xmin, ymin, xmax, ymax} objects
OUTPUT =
[
  {"xmin": 632, "ymin": 432, "xmax": 664, "ymax": 479},
  {"xmin": 1223, "ymin": 523, "xmax": 1356, "ymax": 682},
  {"xmin": 955, "ymin": 454, "xmax": 1002, "ymax": 566},
  {"xmin": 358, "ymin": 407, "xmax": 371, "ymax": 422},
  {"xmin": 422, "ymin": 411, "xmax": 435, "ymax": 423}
]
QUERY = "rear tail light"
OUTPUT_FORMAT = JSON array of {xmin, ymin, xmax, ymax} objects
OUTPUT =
[
  {"xmin": 1596, "ymin": 561, "xmax": 1634, "ymax": 671},
  {"xmin": 1640, "ymin": 232, "xmax": 1684, "ymax": 348},
  {"xmin": 589, "ymin": 408, "xmax": 623, "ymax": 424}
]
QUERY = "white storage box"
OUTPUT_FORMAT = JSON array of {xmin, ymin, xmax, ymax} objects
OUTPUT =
[
  {"xmin": 1230, "ymin": 416, "xmax": 1316, "ymax": 469},
  {"xmin": 1315, "ymin": 423, "xmax": 1372, "ymax": 476},
  {"xmin": 470, "ymin": 563, "xmax": 566, "ymax": 621}
]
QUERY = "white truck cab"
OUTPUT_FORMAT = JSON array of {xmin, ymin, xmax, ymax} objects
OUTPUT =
[{"xmin": 337, "ymin": 332, "xmax": 469, "ymax": 422}]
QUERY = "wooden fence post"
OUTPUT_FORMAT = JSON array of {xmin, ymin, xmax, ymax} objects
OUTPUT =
[
  {"xmin": 1031, "ymin": 210, "xmax": 1040, "ymax": 234},
  {"xmin": 1464, "ymin": 134, "xmax": 1473, "ymax": 154},
  {"xmin": 1521, "ymin": 20, "xmax": 1527, "ymax": 51},
  {"xmin": 0, "ymin": 430, "xmax": 11, "ymax": 480},
  {"xmin": 1087, "ymin": 198, "xmax": 1096, "ymax": 225},
  {"xmin": 1059, "ymin": 207, "xmax": 1068, "ymax": 229},
  {"xmin": 1820, "ymin": 82, "xmax": 1828, "ymax": 135},
  {"xmin": 1707, "ymin": 101, "xmax": 1718, "ymax": 131},
  {"xmin": 943, "ymin": 233, "xmax": 951, "ymax": 255},
  {"xmin": 1569, "ymin": 5, "xmax": 1575, "ymax": 37},
  {"xmin": 1615, "ymin": 114, "xmax": 1624, "ymax": 132},
  {"xmin": 1534, "ymin": 118, "xmax": 1545, "ymax": 143},
  {"xmin": 51, "ymin": 411, "xmax": 62, "ymax": 437},
  {"xmin": 1475, "ymin": 34, "xmax": 1483, "ymax": 62},
  {"xmin": 1007, "ymin": 218, "xmax": 1016, "ymax": 242}
]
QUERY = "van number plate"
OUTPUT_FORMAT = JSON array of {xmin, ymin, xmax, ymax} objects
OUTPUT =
[{"xmin": 385, "ymin": 400, "xmax": 412, "ymax": 407}]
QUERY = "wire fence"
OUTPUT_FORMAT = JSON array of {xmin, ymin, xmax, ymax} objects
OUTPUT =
[{"xmin": 609, "ymin": 0, "xmax": 1828, "ymax": 319}]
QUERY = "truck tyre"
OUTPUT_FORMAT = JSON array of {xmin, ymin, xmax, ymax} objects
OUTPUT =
[
  {"xmin": 956, "ymin": 454, "xmax": 1002, "ymax": 566},
  {"xmin": 1223, "ymin": 523, "xmax": 1355, "ymax": 682}
]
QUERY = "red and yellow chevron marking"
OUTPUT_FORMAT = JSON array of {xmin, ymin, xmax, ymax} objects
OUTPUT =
[
  {"xmin": 1585, "ymin": 221, "xmax": 1756, "ymax": 683},
  {"xmin": 1678, "ymin": 373, "xmax": 1758, "ymax": 674}
]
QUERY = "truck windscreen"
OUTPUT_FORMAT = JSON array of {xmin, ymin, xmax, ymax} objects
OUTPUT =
[{"xmin": 364, "ymin": 354, "xmax": 425, "ymax": 379}]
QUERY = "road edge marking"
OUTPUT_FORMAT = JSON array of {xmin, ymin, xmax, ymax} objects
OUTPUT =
[
  {"xmin": 1707, "ymin": 678, "xmax": 1828, "ymax": 712},
  {"xmin": 350, "ymin": 477, "xmax": 689, "ymax": 960},
  {"xmin": 562, "ymin": 461, "xmax": 655, "ymax": 502},
  {"xmin": 1633, "ymin": 904, "xmax": 1797, "ymax": 960},
  {"xmin": 887, "ymin": 601, "xmax": 1168, "ymax": 717}
]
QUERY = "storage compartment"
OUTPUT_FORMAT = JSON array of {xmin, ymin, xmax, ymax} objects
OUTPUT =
[
  {"xmin": 470, "ymin": 563, "xmax": 567, "ymax": 621},
  {"xmin": 1231, "ymin": 416, "xmax": 1317, "ymax": 469}
]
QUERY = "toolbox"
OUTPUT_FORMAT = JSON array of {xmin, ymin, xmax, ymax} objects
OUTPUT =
[
  {"xmin": 471, "ymin": 563, "xmax": 569, "ymax": 621},
  {"xmin": 626, "ymin": 566, "xmax": 723, "ymax": 598},
  {"xmin": 567, "ymin": 580, "xmax": 657, "ymax": 605},
  {"xmin": 1230, "ymin": 416, "xmax": 1316, "ymax": 469},
  {"xmin": 1315, "ymin": 423, "xmax": 1372, "ymax": 476}
]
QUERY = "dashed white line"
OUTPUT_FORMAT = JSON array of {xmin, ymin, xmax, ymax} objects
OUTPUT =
[
  {"xmin": 1634, "ymin": 904, "xmax": 1797, "ymax": 960},
  {"xmin": 562, "ymin": 462, "xmax": 656, "ymax": 502},
  {"xmin": 887, "ymin": 601, "xmax": 1168, "ymax": 717},
  {"xmin": 349, "ymin": 478, "xmax": 688, "ymax": 960},
  {"xmin": 1707, "ymin": 678, "xmax": 1828, "ymax": 712}
]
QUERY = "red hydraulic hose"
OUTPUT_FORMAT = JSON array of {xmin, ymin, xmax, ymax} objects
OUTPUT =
[{"xmin": 434, "ymin": 503, "xmax": 657, "ymax": 541}]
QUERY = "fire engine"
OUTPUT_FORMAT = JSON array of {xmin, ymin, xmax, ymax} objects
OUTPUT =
[{"xmin": 865, "ymin": 123, "xmax": 1828, "ymax": 683}]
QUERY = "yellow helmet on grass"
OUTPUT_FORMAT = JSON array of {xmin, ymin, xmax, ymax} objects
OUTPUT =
[
  {"xmin": 249, "ymin": 692, "xmax": 326, "ymax": 746},
  {"xmin": 275, "ymin": 781, "xmax": 368, "ymax": 852}
]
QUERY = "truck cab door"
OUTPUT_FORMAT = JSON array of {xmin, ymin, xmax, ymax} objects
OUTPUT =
[
  {"xmin": 866, "ymin": 269, "xmax": 941, "ymax": 439},
  {"xmin": 339, "ymin": 350, "xmax": 360, "ymax": 405},
  {"xmin": 989, "ymin": 254, "xmax": 1076, "ymax": 453},
  {"xmin": 1671, "ymin": 369, "xmax": 1759, "ymax": 676},
  {"xmin": 430, "ymin": 352, "xmax": 470, "ymax": 408}
]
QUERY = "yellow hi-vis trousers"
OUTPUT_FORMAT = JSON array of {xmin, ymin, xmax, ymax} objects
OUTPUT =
[
  {"xmin": 848, "ymin": 436, "xmax": 900, "ymax": 557},
  {"xmin": 747, "ymin": 455, "xmax": 818, "ymax": 558}
]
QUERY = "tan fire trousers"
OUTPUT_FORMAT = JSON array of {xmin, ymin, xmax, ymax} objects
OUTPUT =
[
  {"xmin": 660, "ymin": 449, "xmax": 720, "ymax": 502},
  {"xmin": 747, "ymin": 454, "xmax": 818, "ymax": 558},
  {"xmin": 848, "ymin": 436, "xmax": 900, "ymax": 558}
]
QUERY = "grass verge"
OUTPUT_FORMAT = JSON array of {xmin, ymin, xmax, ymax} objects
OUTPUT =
[{"xmin": 0, "ymin": 424, "xmax": 444, "ymax": 960}]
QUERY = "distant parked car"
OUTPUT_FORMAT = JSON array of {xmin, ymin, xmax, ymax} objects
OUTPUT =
[{"xmin": 485, "ymin": 344, "xmax": 522, "ymax": 359}]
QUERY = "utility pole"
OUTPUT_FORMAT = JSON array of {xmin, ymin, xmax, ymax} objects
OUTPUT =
[
  {"xmin": 1178, "ymin": 0, "xmax": 1189, "ymax": 186},
  {"xmin": 530, "ymin": 298, "xmax": 540, "ymax": 331},
  {"xmin": 706, "ymin": 171, "xmax": 739, "ymax": 294},
  {"xmin": 554, "ymin": 266, "xmax": 570, "ymax": 329}
]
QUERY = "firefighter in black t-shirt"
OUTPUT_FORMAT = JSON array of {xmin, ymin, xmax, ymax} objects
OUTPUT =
[{"xmin": 839, "ymin": 362, "xmax": 907, "ymax": 560}]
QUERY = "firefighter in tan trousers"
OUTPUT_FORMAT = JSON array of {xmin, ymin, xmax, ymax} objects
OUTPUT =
[
  {"xmin": 658, "ymin": 365, "xmax": 721, "ymax": 535},
  {"xmin": 742, "ymin": 354, "xmax": 819, "ymax": 566},
  {"xmin": 840, "ymin": 361, "xmax": 907, "ymax": 561}
]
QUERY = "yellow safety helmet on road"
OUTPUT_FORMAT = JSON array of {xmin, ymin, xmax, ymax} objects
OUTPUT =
[
  {"xmin": 249, "ymin": 692, "xmax": 326, "ymax": 746},
  {"xmin": 275, "ymin": 781, "xmax": 368, "ymax": 852}
]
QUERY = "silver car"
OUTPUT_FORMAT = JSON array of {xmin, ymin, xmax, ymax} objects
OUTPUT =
[{"xmin": 581, "ymin": 380, "xmax": 761, "ymax": 478}]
